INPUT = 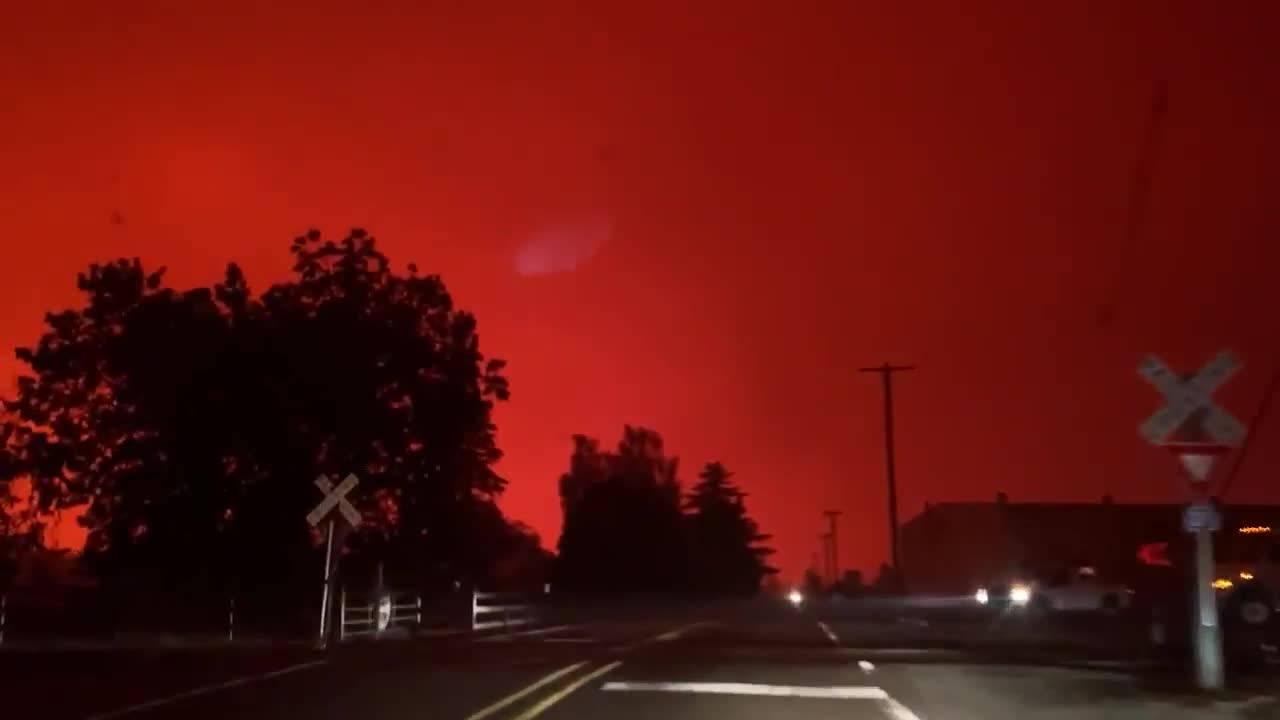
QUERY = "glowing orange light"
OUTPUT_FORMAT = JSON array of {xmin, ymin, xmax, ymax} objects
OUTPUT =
[{"xmin": 1238, "ymin": 526, "xmax": 1272, "ymax": 535}]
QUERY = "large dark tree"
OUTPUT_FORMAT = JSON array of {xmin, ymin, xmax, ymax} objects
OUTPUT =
[
  {"xmin": 555, "ymin": 426, "xmax": 687, "ymax": 592},
  {"xmin": 0, "ymin": 229, "xmax": 514, "ymax": 609},
  {"xmin": 684, "ymin": 462, "xmax": 776, "ymax": 594},
  {"xmin": 0, "ymin": 482, "xmax": 40, "ymax": 592}
]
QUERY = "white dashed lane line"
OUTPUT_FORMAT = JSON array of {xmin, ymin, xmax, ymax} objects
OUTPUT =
[
  {"xmin": 601, "ymin": 681, "xmax": 889, "ymax": 699},
  {"xmin": 816, "ymin": 620, "xmax": 840, "ymax": 645}
]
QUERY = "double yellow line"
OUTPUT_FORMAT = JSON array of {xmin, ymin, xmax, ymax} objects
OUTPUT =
[
  {"xmin": 463, "ymin": 660, "xmax": 622, "ymax": 720},
  {"xmin": 462, "ymin": 620, "xmax": 711, "ymax": 720}
]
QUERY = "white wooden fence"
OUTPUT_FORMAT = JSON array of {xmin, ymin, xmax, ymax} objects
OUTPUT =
[
  {"xmin": 339, "ymin": 589, "xmax": 421, "ymax": 641},
  {"xmin": 470, "ymin": 590, "xmax": 544, "ymax": 632}
]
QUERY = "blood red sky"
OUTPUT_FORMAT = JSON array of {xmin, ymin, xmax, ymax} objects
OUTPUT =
[{"xmin": 3, "ymin": 2, "xmax": 1278, "ymax": 580}]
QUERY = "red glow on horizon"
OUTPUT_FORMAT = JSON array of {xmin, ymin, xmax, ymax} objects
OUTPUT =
[{"xmin": 3, "ymin": 3, "xmax": 1280, "ymax": 580}]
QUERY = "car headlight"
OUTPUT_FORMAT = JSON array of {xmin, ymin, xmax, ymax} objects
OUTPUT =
[
  {"xmin": 787, "ymin": 589, "xmax": 803, "ymax": 606},
  {"xmin": 974, "ymin": 588, "xmax": 989, "ymax": 605},
  {"xmin": 1009, "ymin": 584, "xmax": 1032, "ymax": 605}
]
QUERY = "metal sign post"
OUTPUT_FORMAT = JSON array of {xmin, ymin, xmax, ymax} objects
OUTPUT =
[
  {"xmin": 307, "ymin": 474, "xmax": 361, "ymax": 647},
  {"xmin": 1138, "ymin": 351, "xmax": 1243, "ymax": 692}
]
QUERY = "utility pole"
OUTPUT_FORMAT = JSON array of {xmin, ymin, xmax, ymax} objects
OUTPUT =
[
  {"xmin": 818, "ymin": 533, "xmax": 832, "ymax": 585},
  {"xmin": 860, "ymin": 363, "xmax": 915, "ymax": 588},
  {"xmin": 824, "ymin": 510, "xmax": 842, "ymax": 584}
]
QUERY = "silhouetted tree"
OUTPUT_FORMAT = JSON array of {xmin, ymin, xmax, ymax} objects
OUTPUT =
[
  {"xmin": 836, "ymin": 569, "xmax": 865, "ymax": 597},
  {"xmin": 684, "ymin": 462, "xmax": 776, "ymax": 594},
  {"xmin": 802, "ymin": 568, "xmax": 825, "ymax": 596},
  {"xmin": 0, "ymin": 230, "xmax": 514, "ymax": 609},
  {"xmin": 761, "ymin": 572, "xmax": 784, "ymax": 596},
  {"xmin": 555, "ymin": 426, "xmax": 687, "ymax": 592},
  {"xmin": 0, "ymin": 483, "xmax": 41, "ymax": 592},
  {"xmin": 490, "ymin": 522, "xmax": 555, "ymax": 591},
  {"xmin": 871, "ymin": 562, "xmax": 899, "ymax": 594}
]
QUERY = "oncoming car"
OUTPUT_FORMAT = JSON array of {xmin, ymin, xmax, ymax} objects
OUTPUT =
[
  {"xmin": 975, "ymin": 567, "xmax": 1132, "ymax": 614},
  {"xmin": 974, "ymin": 580, "xmax": 1035, "ymax": 609}
]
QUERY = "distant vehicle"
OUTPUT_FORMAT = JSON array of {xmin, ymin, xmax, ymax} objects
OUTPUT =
[
  {"xmin": 975, "ymin": 566, "xmax": 1131, "ymax": 614},
  {"xmin": 1212, "ymin": 525, "xmax": 1280, "ymax": 629},
  {"xmin": 974, "ymin": 578, "xmax": 1034, "ymax": 610},
  {"xmin": 1032, "ymin": 566, "xmax": 1133, "ymax": 613}
]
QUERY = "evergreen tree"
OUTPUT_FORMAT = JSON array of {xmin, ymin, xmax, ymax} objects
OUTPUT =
[{"xmin": 683, "ymin": 461, "xmax": 776, "ymax": 594}]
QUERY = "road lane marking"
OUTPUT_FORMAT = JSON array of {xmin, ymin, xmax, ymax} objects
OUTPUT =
[
  {"xmin": 612, "ymin": 620, "xmax": 713, "ymax": 652},
  {"xmin": 816, "ymin": 620, "xmax": 839, "ymax": 645},
  {"xmin": 477, "ymin": 624, "xmax": 578, "ymax": 641},
  {"xmin": 600, "ymin": 681, "xmax": 890, "ymax": 700},
  {"xmin": 878, "ymin": 696, "xmax": 925, "ymax": 720},
  {"xmin": 653, "ymin": 624, "xmax": 700, "ymax": 642},
  {"xmin": 511, "ymin": 661, "xmax": 622, "ymax": 720},
  {"xmin": 463, "ymin": 661, "xmax": 587, "ymax": 720},
  {"xmin": 86, "ymin": 659, "xmax": 328, "ymax": 720}
]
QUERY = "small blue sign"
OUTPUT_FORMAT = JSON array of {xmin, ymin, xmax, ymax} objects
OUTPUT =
[{"xmin": 1183, "ymin": 502, "xmax": 1222, "ymax": 533}]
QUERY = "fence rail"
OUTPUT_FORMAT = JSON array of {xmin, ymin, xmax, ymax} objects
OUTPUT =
[
  {"xmin": 470, "ymin": 590, "xmax": 543, "ymax": 632},
  {"xmin": 338, "ymin": 589, "xmax": 421, "ymax": 641}
]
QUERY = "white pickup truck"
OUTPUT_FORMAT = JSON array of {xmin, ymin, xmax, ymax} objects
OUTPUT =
[
  {"xmin": 974, "ymin": 566, "xmax": 1132, "ymax": 613},
  {"xmin": 1032, "ymin": 566, "xmax": 1133, "ymax": 613}
]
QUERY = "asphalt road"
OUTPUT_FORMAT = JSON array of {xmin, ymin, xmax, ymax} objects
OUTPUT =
[{"xmin": 7, "ymin": 605, "xmax": 1279, "ymax": 720}]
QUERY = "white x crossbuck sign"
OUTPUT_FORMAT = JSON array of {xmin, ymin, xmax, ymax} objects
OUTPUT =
[
  {"xmin": 307, "ymin": 473, "xmax": 362, "ymax": 528},
  {"xmin": 1138, "ymin": 351, "xmax": 1245, "ymax": 446}
]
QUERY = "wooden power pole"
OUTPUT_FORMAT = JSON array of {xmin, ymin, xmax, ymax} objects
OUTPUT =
[
  {"xmin": 823, "ymin": 510, "xmax": 842, "ymax": 584},
  {"xmin": 859, "ymin": 363, "xmax": 915, "ymax": 587}
]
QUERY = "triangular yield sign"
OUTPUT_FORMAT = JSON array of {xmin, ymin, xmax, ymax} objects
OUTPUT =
[{"xmin": 1179, "ymin": 452, "xmax": 1217, "ymax": 483}]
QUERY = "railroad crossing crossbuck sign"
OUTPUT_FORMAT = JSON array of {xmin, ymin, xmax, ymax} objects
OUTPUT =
[
  {"xmin": 307, "ymin": 473, "xmax": 362, "ymax": 528},
  {"xmin": 1137, "ymin": 350, "xmax": 1245, "ymax": 446}
]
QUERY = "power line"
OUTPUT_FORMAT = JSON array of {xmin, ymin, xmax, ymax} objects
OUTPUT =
[{"xmin": 1097, "ymin": 80, "xmax": 1167, "ymax": 328}]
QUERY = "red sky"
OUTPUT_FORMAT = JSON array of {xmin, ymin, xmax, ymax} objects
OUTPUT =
[{"xmin": 3, "ymin": 2, "xmax": 1278, "ymax": 580}]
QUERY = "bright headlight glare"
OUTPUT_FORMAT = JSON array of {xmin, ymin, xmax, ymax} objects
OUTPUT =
[
  {"xmin": 974, "ymin": 588, "xmax": 989, "ymax": 605},
  {"xmin": 1010, "ymin": 584, "xmax": 1032, "ymax": 605},
  {"xmin": 787, "ymin": 590, "xmax": 803, "ymax": 606}
]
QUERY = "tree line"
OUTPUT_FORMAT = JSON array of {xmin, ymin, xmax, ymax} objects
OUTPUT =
[
  {"xmin": 556, "ymin": 427, "xmax": 775, "ymax": 594},
  {"xmin": 0, "ymin": 229, "xmax": 774, "ymax": 605}
]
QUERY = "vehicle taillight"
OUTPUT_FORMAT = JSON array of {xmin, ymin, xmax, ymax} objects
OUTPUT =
[{"xmin": 1137, "ymin": 541, "xmax": 1171, "ymax": 567}]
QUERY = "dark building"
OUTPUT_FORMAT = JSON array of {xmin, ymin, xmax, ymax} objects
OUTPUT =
[{"xmin": 900, "ymin": 493, "xmax": 1280, "ymax": 595}]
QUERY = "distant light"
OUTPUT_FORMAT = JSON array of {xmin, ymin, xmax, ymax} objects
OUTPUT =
[
  {"xmin": 1213, "ymin": 578, "xmax": 1234, "ymax": 590},
  {"xmin": 1009, "ymin": 584, "xmax": 1032, "ymax": 606},
  {"xmin": 1239, "ymin": 571, "xmax": 1255, "ymax": 581},
  {"xmin": 787, "ymin": 590, "xmax": 804, "ymax": 606},
  {"xmin": 857, "ymin": 660, "xmax": 875, "ymax": 673},
  {"xmin": 974, "ymin": 588, "xmax": 989, "ymax": 605},
  {"xmin": 1239, "ymin": 526, "xmax": 1272, "ymax": 534}
]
